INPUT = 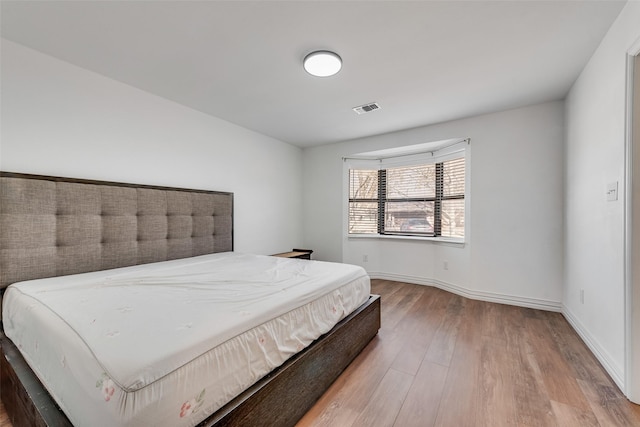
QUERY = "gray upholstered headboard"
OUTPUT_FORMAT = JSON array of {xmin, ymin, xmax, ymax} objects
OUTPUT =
[{"xmin": 0, "ymin": 172, "xmax": 233, "ymax": 289}]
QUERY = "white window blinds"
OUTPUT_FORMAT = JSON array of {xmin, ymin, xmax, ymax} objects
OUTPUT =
[{"xmin": 347, "ymin": 142, "xmax": 466, "ymax": 239}]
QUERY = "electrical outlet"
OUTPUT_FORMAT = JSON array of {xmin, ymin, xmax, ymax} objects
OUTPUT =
[
  {"xmin": 443, "ymin": 260, "xmax": 448, "ymax": 270},
  {"xmin": 363, "ymin": 254, "xmax": 368, "ymax": 263},
  {"xmin": 580, "ymin": 289, "xmax": 585, "ymax": 304}
]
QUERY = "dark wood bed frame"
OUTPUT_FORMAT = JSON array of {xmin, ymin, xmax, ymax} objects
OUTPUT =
[
  {"xmin": 1, "ymin": 296, "xmax": 380, "ymax": 427},
  {"xmin": 0, "ymin": 172, "xmax": 380, "ymax": 427}
]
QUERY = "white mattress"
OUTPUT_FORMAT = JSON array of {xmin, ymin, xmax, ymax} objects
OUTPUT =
[{"xmin": 2, "ymin": 252, "xmax": 370, "ymax": 427}]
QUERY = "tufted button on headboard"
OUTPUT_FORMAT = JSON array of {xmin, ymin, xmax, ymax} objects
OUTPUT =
[{"xmin": 0, "ymin": 172, "xmax": 233, "ymax": 289}]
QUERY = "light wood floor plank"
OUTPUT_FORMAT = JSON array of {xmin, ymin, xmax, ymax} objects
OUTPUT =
[
  {"xmin": 545, "ymin": 311, "xmax": 617, "ymax": 388},
  {"xmin": 390, "ymin": 289, "xmax": 450, "ymax": 376},
  {"xmin": 513, "ymin": 320, "xmax": 557, "ymax": 426},
  {"xmin": 393, "ymin": 360, "xmax": 448, "ymax": 427},
  {"xmin": 297, "ymin": 328, "xmax": 406, "ymax": 426},
  {"xmin": 433, "ymin": 298, "xmax": 483, "ymax": 427},
  {"xmin": 351, "ymin": 368, "xmax": 413, "ymax": 427},
  {"xmin": 0, "ymin": 402, "xmax": 10, "ymax": 427},
  {"xmin": 477, "ymin": 336, "xmax": 518, "ymax": 427},
  {"xmin": 423, "ymin": 293, "xmax": 464, "ymax": 367},
  {"xmin": 377, "ymin": 281, "xmax": 423, "ymax": 331},
  {"xmin": 524, "ymin": 315, "xmax": 593, "ymax": 412},
  {"xmin": 578, "ymin": 378, "xmax": 640, "ymax": 426},
  {"xmin": 550, "ymin": 400, "xmax": 600, "ymax": 427}
]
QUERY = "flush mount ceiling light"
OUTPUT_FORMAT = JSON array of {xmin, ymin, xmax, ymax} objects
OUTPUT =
[{"xmin": 303, "ymin": 50, "xmax": 342, "ymax": 77}]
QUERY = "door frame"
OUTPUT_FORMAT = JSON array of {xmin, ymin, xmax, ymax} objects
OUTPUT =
[{"xmin": 624, "ymin": 37, "xmax": 640, "ymax": 403}]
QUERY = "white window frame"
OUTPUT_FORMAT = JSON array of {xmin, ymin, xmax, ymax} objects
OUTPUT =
[{"xmin": 343, "ymin": 138, "xmax": 469, "ymax": 244}]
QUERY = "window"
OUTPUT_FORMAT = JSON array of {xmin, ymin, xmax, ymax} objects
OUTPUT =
[{"xmin": 349, "ymin": 156, "xmax": 465, "ymax": 239}]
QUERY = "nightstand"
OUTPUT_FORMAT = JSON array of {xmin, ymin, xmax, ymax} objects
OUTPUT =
[{"xmin": 272, "ymin": 248, "xmax": 313, "ymax": 260}]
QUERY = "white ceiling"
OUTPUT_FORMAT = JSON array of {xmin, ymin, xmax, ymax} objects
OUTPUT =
[{"xmin": 0, "ymin": 1, "xmax": 627, "ymax": 148}]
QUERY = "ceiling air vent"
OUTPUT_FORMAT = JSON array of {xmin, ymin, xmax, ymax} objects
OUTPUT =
[{"xmin": 353, "ymin": 102, "xmax": 381, "ymax": 115}]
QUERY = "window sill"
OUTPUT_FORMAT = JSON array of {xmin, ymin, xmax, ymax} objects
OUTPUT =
[{"xmin": 347, "ymin": 234, "xmax": 465, "ymax": 246}]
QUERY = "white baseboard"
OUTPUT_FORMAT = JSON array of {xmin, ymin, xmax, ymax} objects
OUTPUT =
[
  {"xmin": 561, "ymin": 304, "xmax": 625, "ymax": 391},
  {"xmin": 367, "ymin": 272, "xmax": 625, "ymax": 392},
  {"xmin": 367, "ymin": 272, "xmax": 562, "ymax": 312}
]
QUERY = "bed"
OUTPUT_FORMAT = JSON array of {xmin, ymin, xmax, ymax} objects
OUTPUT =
[{"xmin": 0, "ymin": 172, "xmax": 381, "ymax": 427}]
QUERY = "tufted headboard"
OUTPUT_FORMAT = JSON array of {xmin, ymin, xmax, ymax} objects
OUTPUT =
[{"xmin": 0, "ymin": 172, "xmax": 233, "ymax": 289}]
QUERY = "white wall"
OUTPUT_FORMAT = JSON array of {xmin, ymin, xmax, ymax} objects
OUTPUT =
[
  {"xmin": 0, "ymin": 39, "xmax": 304, "ymax": 255},
  {"xmin": 303, "ymin": 101, "xmax": 564, "ymax": 310},
  {"xmin": 564, "ymin": 1, "xmax": 640, "ymax": 394}
]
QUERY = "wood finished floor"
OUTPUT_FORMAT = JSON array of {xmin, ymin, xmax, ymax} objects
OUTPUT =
[
  {"xmin": 0, "ymin": 402, "xmax": 8, "ymax": 427},
  {"xmin": 1, "ymin": 279, "xmax": 639, "ymax": 426},
  {"xmin": 296, "ymin": 280, "xmax": 640, "ymax": 427}
]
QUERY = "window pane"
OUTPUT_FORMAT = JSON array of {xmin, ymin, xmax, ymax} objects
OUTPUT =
[
  {"xmin": 349, "ymin": 170, "xmax": 378, "ymax": 199},
  {"xmin": 443, "ymin": 157, "xmax": 465, "ymax": 197},
  {"xmin": 386, "ymin": 165, "xmax": 436, "ymax": 199},
  {"xmin": 349, "ymin": 202, "xmax": 378, "ymax": 234},
  {"xmin": 348, "ymin": 154, "xmax": 465, "ymax": 239},
  {"xmin": 384, "ymin": 201, "xmax": 434, "ymax": 234},
  {"xmin": 441, "ymin": 199, "xmax": 465, "ymax": 238}
]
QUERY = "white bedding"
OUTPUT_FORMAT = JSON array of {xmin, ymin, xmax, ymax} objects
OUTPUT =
[{"xmin": 2, "ymin": 252, "xmax": 370, "ymax": 427}]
